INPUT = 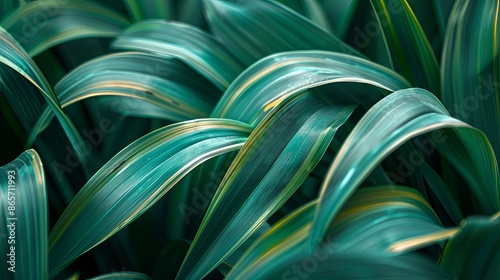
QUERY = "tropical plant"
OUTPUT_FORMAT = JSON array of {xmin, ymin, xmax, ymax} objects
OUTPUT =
[{"xmin": 0, "ymin": 0, "xmax": 499, "ymax": 279}]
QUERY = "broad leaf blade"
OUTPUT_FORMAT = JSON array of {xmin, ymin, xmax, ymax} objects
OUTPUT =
[
  {"xmin": 211, "ymin": 50, "xmax": 410, "ymax": 125},
  {"xmin": 177, "ymin": 93, "xmax": 354, "ymax": 279},
  {"xmin": 48, "ymin": 119, "xmax": 251, "ymax": 277},
  {"xmin": 1, "ymin": 0, "xmax": 130, "ymax": 56},
  {"xmin": 370, "ymin": 0, "xmax": 440, "ymax": 94},
  {"xmin": 309, "ymin": 88, "xmax": 499, "ymax": 250},
  {"xmin": 0, "ymin": 149, "xmax": 47, "ymax": 279},
  {"xmin": 112, "ymin": 20, "xmax": 244, "ymax": 90},
  {"xmin": 203, "ymin": 0, "xmax": 361, "ymax": 66}
]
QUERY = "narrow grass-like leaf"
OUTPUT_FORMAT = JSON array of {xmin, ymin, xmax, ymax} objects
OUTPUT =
[
  {"xmin": 177, "ymin": 93, "xmax": 354, "ymax": 279},
  {"xmin": 441, "ymin": 0, "xmax": 500, "ymax": 164},
  {"xmin": 211, "ymin": 50, "xmax": 410, "ymax": 125},
  {"xmin": 203, "ymin": 0, "xmax": 361, "ymax": 66},
  {"xmin": 279, "ymin": 0, "xmax": 332, "ymax": 32},
  {"xmin": 439, "ymin": 214, "xmax": 500, "ymax": 278},
  {"xmin": 370, "ymin": 0, "xmax": 440, "ymax": 94},
  {"xmin": 88, "ymin": 271, "xmax": 152, "ymax": 280},
  {"xmin": 0, "ymin": 27, "xmax": 91, "ymax": 176},
  {"xmin": 229, "ymin": 186, "xmax": 452, "ymax": 279},
  {"xmin": 112, "ymin": 20, "xmax": 244, "ymax": 90},
  {"xmin": 48, "ymin": 119, "xmax": 251, "ymax": 277},
  {"xmin": 26, "ymin": 52, "xmax": 220, "ymax": 146},
  {"xmin": 0, "ymin": 149, "xmax": 47, "ymax": 279},
  {"xmin": 1, "ymin": 0, "xmax": 129, "ymax": 57},
  {"xmin": 309, "ymin": 88, "xmax": 499, "ymax": 250},
  {"xmin": 421, "ymin": 162, "xmax": 463, "ymax": 224},
  {"xmin": 123, "ymin": 0, "xmax": 174, "ymax": 21}
]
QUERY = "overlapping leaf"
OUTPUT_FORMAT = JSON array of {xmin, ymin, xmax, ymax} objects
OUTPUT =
[
  {"xmin": 1, "ymin": 0, "xmax": 130, "ymax": 56},
  {"xmin": 26, "ymin": 52, "xmax": 221, "ymax": 146},
  {"xmin": 88, "ymin": 271, "xmax": 152, "ymax": 280},
  {"xmin": 439, "ymin": 214, "xmax": 500, "ymax": 278},
  {"xmin": 309, "ymin": 88, "xmax": 499, "ymax": 250},
  {"xmin": 370, "ymin": 0, "xmax": 440, "ymax": 94},
  {"xmin": 0, "ymin": 27, "xmax": 91, "ymax": 176},
  {"xmin": 177, "ymin": 92, "xmax": 355, "ymax": 279},
  {"xmin": 227, "ymin": 186, "xmax": 453, "ymax": 280},
  {"xmin": 48, "ymin": 119, "xmax": 251, "ymax": 277},
  {"xmin": 441, "ymin": 0, "xmax": 500, "ymax": 165},
  {"xmin": 0, "ymin": 150, "xmax": 47, "ymax": 279},
  {"xmin": 211, "ymin": 50, "xmax": 410, "ymax": 125},
  {"xmin": 203, "ymin": 0, "xmax": 361, "ymax": 66},
  {"xmin": 112, "ymin": 20, "xmax": 244, "ymax": 90}
]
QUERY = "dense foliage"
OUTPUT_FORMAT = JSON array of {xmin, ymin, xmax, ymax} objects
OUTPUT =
[{"xmin": 0, "ymin": 0, "xmax": 499, "ymax": 279}]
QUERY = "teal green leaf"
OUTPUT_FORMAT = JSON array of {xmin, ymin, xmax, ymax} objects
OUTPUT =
[
  {"xmin": 26, "ymin": 52, "xmax": 220, "ymax": 147},
  {"xmin": 0, "ymin": 27, "xmax": 91, "ymax": 177},
  {"xmin": 1, "ymin": 0, "xmax": 130, "ymax": 57},
  {"xmin": 309, "ymin": 88, "xmax": 499, "ymax": 250},
  {"xmin": 421, "ymin": 162, "xmax": 463, "ymax": 224},
  {"xmin": 439, "ymin": 214, "xmax": 500, "ymax": 278},
  {"xmin": 112, "ymin": 20, "xmax": 244, "ymax": 90},
  {"xmin": 88, "ymin": 271, "xmax": 152, "ymax": 280},
  {"xmin": 228, "ymin": 186, "xmax": 453, "ymax": 279},
  {"xmin": 176, "ymin": 93, "xmax": 355, "ymax": 279},
  {"xmin": 370, "ymin": 0, "xmax": 440, "ymax": 94},
  {"xmin": 278, "ymin": 0, "xmax": 332, "ymax": 32},
  {"xmin": 0, "ymin": 0, "xmax": 17, "ymax": 20},
  {"xmin": 48, "ymin": 119, "xmax": 251, "ymax": 277},
  {"xmin": 0, "ymin": 149, "xmax": 47, "ymax": 279},
  {"xmin": 325, "ymin": 186, "xmax": 455, "ymax": 254},
  {"xmin": 227, "ymin": 200, "xmax": 317, "ymax": 280},
  {"xmin": 203, "ymin": 0, "xmax": 361, "ymax": 66},
  {"xmin": 441, "ymin": 0, "xmax": 500, "ymax": 165},
  {"xmin": 211, "ymin": 50, "xmax": 410, "ymax": 125},
  {"xmin": 123, "ymin": 0, "xmax": 174, "ymax": 21},
  {"xmin": 321, "ymin": 0, "xmax": 360, "ymax": 40}
]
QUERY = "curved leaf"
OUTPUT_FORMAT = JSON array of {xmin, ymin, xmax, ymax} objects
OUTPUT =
[
  {"xmin": 177, "ymin": 93, "xmax": 354, "ymax": 279},
  {"xmin": 203, "ymin": 0, "xmax": 361, "ymax": 66},
  {"xmin": 309, "ymin": 88, "xmax": 499, "ymax": 251},
  {"xmin": 112, "ymin": 20, "xmax": 244, "ymax": 90},
  {"xmin": 211, "ymin": 50, "xmax": 410, "ymax": 125},
  {"xmin": 439, "ymin": 214, "xmax": 500, "ymax": 278},
  {"xmin": 228, "ymin": 186, "xmax": 453, "ymax": 279},
  {"xmin": 1, "ymin": 0, "xmax": 130, "ymax": 56},
  {"xmin": 441, "ymin": 0, "xmax": 500, "ymax": 165},
  {"xmin": 26, "ymin": 52, "xmax": 221, "ymax": 146},
  {"xmin": 88, "ymin": 271, "xmax": 152, "ymax": 280},
  {"xmin": 48, "ymin": 119, "xmax": 251, "ymax": 277},
  {"xmin": 123, "ymin": 0, "xmax": 174, "ymax": 21},
  {"xmin": 0, "ymin": 27, "xmax": 91, "ymax": 176},
  {"xmin": 0, "ymin": 149, "xmax": 47, "ymax": 279},
  {"xmin": 370, "ymin": 0, "xmax": 440, "ymax": 94}
]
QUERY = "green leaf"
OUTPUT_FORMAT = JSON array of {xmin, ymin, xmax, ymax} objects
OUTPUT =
[
  {"xmin": 228, "ymin": 186, "xmax": 453, "ymax": 279},
  {"xmin": 0, "ymin": 0, "xmax": 17, "ymax": 20},
  {"xmin": 26, "ymin": 52, "xmax": 221, "ymax": 147},
  {"xmin": 441, "ymin": 0, "xmax": 500, "ymax": 165},
  {"xmin": 309, "ymin": 88, "xmax": 499, "ymax": 251},
  {"xmin": 48, "ymin": 119, "xmax": 251, "ymax": 277},
  {"xmin": 439, "ymin": 214, "xmax": 500, "ymax": 278},
  {"xmin": 0, "ymin": 27, "xmax": 92, "ymax": 177},
  {"xmin": 88, "ymin": 271, "xmax": 152, "ymax": 280},
  {"xmin": 203, "ymin": 0, "xmax": 361, "ymax": 66},
  {"xmin": 1, "ymin": 0, "xmax": 130, "ymax": 56},
  {"xmin": 421, "ymin": 162, "xmax": 463, "ymax": 224},
  {"xmin": 278, "ymin": 0, "xmax": 333, "ymax": 32},
  {"xmin": 370, "ymin": 0, "xmax": 440, "ymax": 94},
  {"xmin": 0, "ymin": 149, "xmax": 47, "ymax": 279},
  {"xmin": 177, "ymin": 93, "xmax": 354, "ymax": 279},
  {"xmin": 211, "ymin": 50, "xmax": 410, "ymax": 125},
  {"xmin": 112, "ymin": 20, "xmax": 244, "ymax": 90},
  {"xmin": 123, "ymin": 0, "xmax": 175, "ymax": 21}
]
